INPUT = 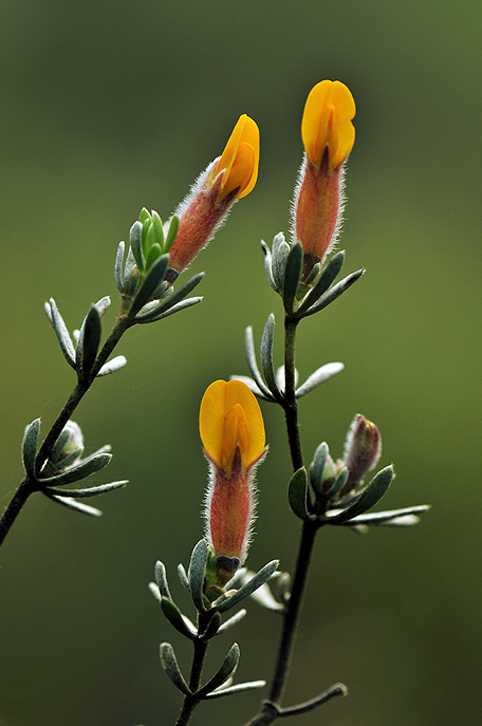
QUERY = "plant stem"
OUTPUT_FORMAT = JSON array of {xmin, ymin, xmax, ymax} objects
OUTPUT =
[
  {"xmin": 175, "ymin": 636, "xmax": 209, "ymax": 726},
  {"xmin": 243, "ymin": 315, "xmax": 318, "ymax": 726},
  {"xmin": 0, "ymin": 478, "xmax": 35, "ymax": 548},
  {"xmin": 0, "ymin": 314, "xmax": 132, "ymax": 550}
]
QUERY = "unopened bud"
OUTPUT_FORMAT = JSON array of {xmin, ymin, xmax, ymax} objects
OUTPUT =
[{"xmin": 343, "ymin": 414, "xmax": 381, "ymax": 487}]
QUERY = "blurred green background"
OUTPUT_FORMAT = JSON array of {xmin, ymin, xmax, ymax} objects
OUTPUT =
[{"xmin": 1, "ymin": 1, "xmax": 481, "ymax": 725}]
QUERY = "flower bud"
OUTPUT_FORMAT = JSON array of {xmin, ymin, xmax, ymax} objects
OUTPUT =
[
  {"xmin": 343, "ymin": 414, "xmax": 381, "ymax": 487},
  {"xmin": 292, "ymin": 80, "xmax": 355, "ymax": 277},
  {"xmin": 200, "ymin": 380, "xmax": 267, "ymax": 587},
  {"xmin": 167, "ymin": 115, "xmax": 259, "ymax": 274}
]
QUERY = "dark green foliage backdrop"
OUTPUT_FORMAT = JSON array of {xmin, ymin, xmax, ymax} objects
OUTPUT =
[{"xmin": 1, "ymin": 1, "xmax": 481, "ymax": 725}]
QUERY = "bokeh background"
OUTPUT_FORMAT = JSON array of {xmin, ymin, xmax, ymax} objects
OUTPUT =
[{"xmin": 1, "ymin": 1, "xmax": 481, "ymax": 725}]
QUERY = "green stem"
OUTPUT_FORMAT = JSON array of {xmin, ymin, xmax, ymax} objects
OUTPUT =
[
  {"xmin": 175, "ymin": 634, "xmax": 209, "ymax": 726},
  {"xmin": 0, "ymin": 314, "xmax": 132, "ymax": 550},
  {"xmin": 243, "ymin": 315, "xmax": 318, "ymax": 726}
]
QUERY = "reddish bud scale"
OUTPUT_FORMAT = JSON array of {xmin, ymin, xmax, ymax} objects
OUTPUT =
[
  {"xmin": 294, "ymin": 152, "xmax": 342, "ymax": 268},
  {"xmin": 168, "ymin": 173, "xmax": 233, "ymax": 272},
  {"xmin": 208, "ymin": 449, "xmax": 252, "ymax": 565}
]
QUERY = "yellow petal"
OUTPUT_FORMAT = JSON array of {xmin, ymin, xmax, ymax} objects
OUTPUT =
[
  {"xmin": 216, "ymin": 115, "xmax": 260, "ymax": 200},
  {"xmin": 301, "ymin": 80, "xmax": 356, "ymax": 169},
  {"xmin": 200, "ymin": 380, "xmax": 265, "ymax": 469}
]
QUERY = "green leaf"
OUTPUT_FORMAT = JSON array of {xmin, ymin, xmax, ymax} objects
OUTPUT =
[
  {"xmin": 260, "ymin": 314, "xmax": 282, "ymax": 401},
  {"xmin": 301, "ymin": 268, "xmax": 365, "ymax": 318},
  {"xmin": 325, "ymin": 466, "xmax": 349, "ymax": 498},
  {"xmin": 76, "ymin": 306, "xmax": 102, "ymax": 381},
  {"xmin": 201, "ymin": 611, "xmax": 222, "ymax": 640},
  {"xmin": 22, "ymin": 418, "xmax": 41, "ymax": 480},
  {"xmin": 151, "ymin": 210, "xmax": 164, "ymax": 247},
  {"xmin": 195, "ymin": 643, "xmax": 240, "ymax": 698},
  {"xmin": 161, "ymin": 598, "xmax": 196, "ymax": 640},
  {"xmin": 129, "ymin": 221, "xmax": 145, "ymax": 272},
  {"xmin": 45, "ymin": 299, "xmax": 76, "ymax": 368},
  {"xmin": 39, "ymin": 452, "xmax": 112, "ymax": 487},
  {"xmin": 296, "ymin": 251, "xmax": 345, "ymax": 315},
  {"xmin": 144, "ymin": 243, "xmax": 163, "ymax": 270},
  {"xmin": 97, "ymin": 355, "xmax": 127, "ymax": 377},
  {"xmin": 309, "ymin": 443, "xmax": 328, "ymax": 498},
  {"xmin": 135, "ymin": 272, "xmax": 205, "ymax": 323},
  {"xmin": 295, "ymin": 362, "xmax": 344, "ymax": 398},
  {"xmin": 282, "ymin": 242, "xmax": 303, "ymax": 315},
  {"xmin": 205, "ymin": 680, "xmax": 266, "ymax": 699},
  {"xmin": 272, "ymin": 233, "xmax": 290, "ymax": 291},
  {"xmin": 244, "ymin": 327, "xmax": 274, "ymax": 400},
  {"xmin": 216, "ymin": 560, "xmax": 279, "ymax": 613},
  {"xmin": 217, "ymin": 609, "xmax": 247, "ymax": 634},
  {"xmin": 177, "ymin": 563, "xmax": 190, "ymax": 591},
  {"xmin": 44, "ymin": 492, "xmax": 102, "ymax": 517},
  {"xmin": 128, "ymin": 254, "xmax": 169, "ymax": 319},
  {"xmin": 342, "ymin": 504, "xmax": 430, "ymax": 526},
  {"xmin": 330, "ymin": 465, "xmax": 394, "ymax": 523},
  {"xmin": 114, "ymin": 241, "xmax": 126, "ymax": 293},
  {"xmin": 261, "ymin": 240, "xmax": 278, "ymax": 292},
  {"xmin": 42, "ymin": 480, "xmax": 127, "ymax": 498},
  {"xmin": 188, "ymin": 539, "xmax": 208, "ymax": 612},
  {"xmin": 164, "ymin": 215, "xmax": 179, "ymax": 253},
  {"xmin": 288, "ymin": 468, "xmax": 309, "ymax": 519},
  {"xmin": 160, "ymin": 643, "xmax": 191, "ymax": 696},
  {"xmin": 155, "ymin": 561, "xmax": 172, "ymax": 599}
]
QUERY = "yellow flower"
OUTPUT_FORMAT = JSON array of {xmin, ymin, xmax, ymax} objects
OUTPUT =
[
  {"xmin": 301, "ymin": 80, "xmax": 355, "ymax": 170},
  {"xmin": 213, "ymin": 114, "xmax": 260, "ymax": 201},
  {"xmin": 200, "ymin": 379, "xmax": 265, "ymax": 473},
  {"xmin": 167, "ymin": 115, "xmax": 259, "ymax": 273}
]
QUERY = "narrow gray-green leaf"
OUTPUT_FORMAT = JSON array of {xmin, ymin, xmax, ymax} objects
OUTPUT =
[
  {"xmin": 296, "ymin": 250, "xmax": 345, "ymax": 315},
  {"xmin": 342, "ymin": 504, "xmax": 430, "ymax": 526},
  {"xmin": 282, "ymin": 242, "xmax": 303, "ymax": 315},
  {"xmin": 261, "ymin": 240, "xmax": 278, "ymax": 292},
  {"xmin": 128, "ymin": 254, "xmax": 169, "ymax": 319},
  {"xmin": 296, "ymin": 362, "xmax": 344, "ymax": 398},
  {"xmin": 288, "ymin": 468, "xmax": 309, "ymax": 519},
  {"xmin": 195, "ymin": 643, "xmax": 240, "ymax": 698},
  {"xmin": 76, "ymin": 306, "xmax": 102, "ymax": 380},
  {"xmin": 45, "ymin": 493, "xmax": 102, "ymax": 517},
  {"xmin": 114, "ymin": 241, "xmax": 125, "ymax": 293},
  {"xmin": 302, "ymin": 268, "xmax": 365, "ymax": 317},
  {"xmin": 51, "ymin": 429, "xmax": 71, "ymax": 464},
  {"xmin": 330, "ymin": 465, "xmax": 394, "ymax": 523},
  {"xmin": 188, "ymin": 539, "xmax": 208, "ymax": 612},
  {"xmin": 94, "ymin": 296, "xmax": 111, "ymax": 315},
  {"xmin": 97, "ymin": 355, "xmax": 127, "ymax": 377},
  {"xmin": 217, "ymin": 609, "xmax": 247, "ymax": 634},
  {"xmin": 260, "ymin": 314, "xmax": 282, "ymax": 401},
  {"xmin": 244, "ymin": 327, "xmax": 273, "ymax": 400},
  {"xmin": 202, "ymin": 611, "xmax": 222, "ymax": 640},
  {"xmin": 205, "ymin": 680, "xmax": 266, "ymax": 699},
  {"xmin": 42, "ymin": 480, "xmax": 126, "ymax": 498},
  {"xmin": 140, "ymin": 296, "xmax": 203, "ymax": 323},
  {"xmin": 309, "ymin": 442, "xmax": 328, "ymax": 497},
  {"xmin": 161, "ymin": 598, "xmax": 196, "ymax": 640},
  {"xmin": 217, "ymin": 560, "xmax": 279, "ymax": 613},
  {"xmin": 160, "ymin": 643, "xmax": 191, "ymax": 696},
  {"xmin": 239, "ymin": 573, "xmax": 284, "ymax": 612},
  {"xmin": 130, "ymin": 221, "xmax": 145, "ymax": 271},
  {"xmin": 46, "ymin": 299, "xmax": 76, "ymax": 368},
  {"xmin": 177, "ymin": 563, "xmax": 190, "ymax": 591},
  {"xmin": 155, "ymin": 561, "xmax": 172, "ymax": 600},
  {"xmin": 39, "ymin": 452, "xmax": 112, "ymax": 487},
  {"xmin": 272, "ymin": 233, "xmax": 290, "ymax": 291},
  {"xmin": 135, "ymin": 272, "xmax": 204, "ymax": 322},
  {"xmin": 325, "ymin": 466, "xmax": 349, "ymax": 498},
  {"xmin": 22, "ymin": 418, "xmax": 41, "ymax": 480}
]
